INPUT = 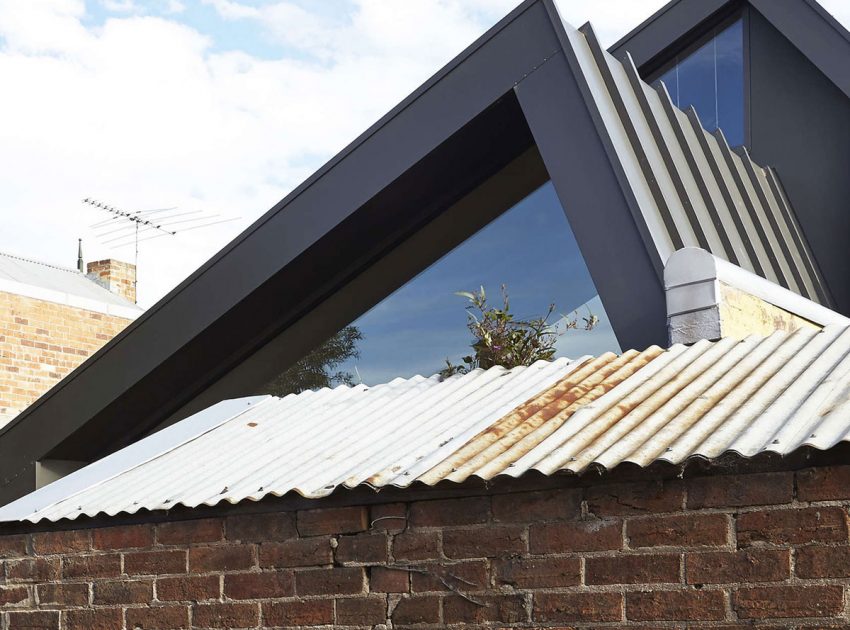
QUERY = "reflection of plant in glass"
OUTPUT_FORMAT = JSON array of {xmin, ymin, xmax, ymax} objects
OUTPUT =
[
  {"xmin": 441, "ymin": 285, "xmax": 597, "ymax": 378},
  {"xmin": 266, "ymin": 326, "xmax": 363, "ymax": 396}
]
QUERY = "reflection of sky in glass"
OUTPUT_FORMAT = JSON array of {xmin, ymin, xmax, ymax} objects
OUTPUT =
[
  {"xmin": 659, "ymin": 19, "xmax": 744, "ymax": 146},
  {"xmin": 339, "ymin": 181, "xmax": 622, "ymax": 385}
]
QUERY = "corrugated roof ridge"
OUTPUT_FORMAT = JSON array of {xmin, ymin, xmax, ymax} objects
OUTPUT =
[{"xmin": 0, "ymin": 250, "xmax": 80, "ymax": 275}]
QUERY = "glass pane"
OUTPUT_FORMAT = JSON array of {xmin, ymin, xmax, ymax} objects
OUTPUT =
[
  {"xmin": 715, "ymin": 20, "xmax": 744, "ymax": 146},
  {"xmin": 268, "ymin": 181, "xmax": 621, "ymax": 394},
  {"xmin": 657, "ymin": 19, "xmax": 744, "ymax": 146}
]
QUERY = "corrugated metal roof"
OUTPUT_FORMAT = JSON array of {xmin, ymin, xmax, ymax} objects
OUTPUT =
[
  {"xmin": 0, "ymin": 251, "xmax": 141, "ymax": 316},
  {"xmin": 5, "ymin": 325, "xmax": 850, "ymax": 523},
  {"xmin": 568, "ymin": 21, "xmax": 830, "ymax": 305}
]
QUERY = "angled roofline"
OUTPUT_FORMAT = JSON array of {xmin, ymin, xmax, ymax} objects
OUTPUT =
[
  {"xmin": 609, "ymin": 0, "xmax": 850, "ymax": 100},
  {"xmin": 0, "ymin": 0, "xmax": 669, "ymax": 504},
  {"xmin": 0, "ymin": 0, "xmax": 824, "ymax": 506}
]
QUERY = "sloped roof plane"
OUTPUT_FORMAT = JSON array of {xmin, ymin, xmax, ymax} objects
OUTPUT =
[
  {"xmin": 0, "ymin": 0, "xmax": 830, "ymax": 505},
  {"xmin": 6, "ymin": 325, "xmax": 850, "ymax": 523}
]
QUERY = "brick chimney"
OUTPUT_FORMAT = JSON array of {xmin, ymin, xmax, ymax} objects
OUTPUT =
[{"xmin": 87, "ymin": 259, "xmax": 136, "ymax": 304}]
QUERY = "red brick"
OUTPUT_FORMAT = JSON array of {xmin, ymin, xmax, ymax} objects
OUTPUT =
[
  {"xmin": 61, "ymin": 553, "xmax": 120, "ymax": 579},
  {"xmin": 92, "ymin": 579, "xmax": 152, "ymax": 605},
  {"xmin": 156, "ymin": 575, "xmax": 220, "ymax": 602},
  {"xmin": 796, "ymin": 545, "xmax": 850, "ymax": 578},
  {"xmin": 586, "ymin": 480, "xmax": 684, "ymax": 515},
  {"xmin": 297, "ymin": 506, "xmax": 368, "ymax": 536},
  {"xmin": 392, "ymin": 531, "xmax": 439, "ymax": 561},
  {"xmin": 6, "ymin": 557, "xmax": 59, "ymax": 582},
  {"xmin": 91, "ymin": 523, "xmax": 154, "ymax": 550},
  {"xmin": 409, "ymin": 497, "xmax": 490, "ymax": 527},
  {"xmin": 410, "ymin": 560, "xmax": 488, "ymax": 592},
  {"xmin": 124, "ymin": 549, "xmax": 187, "ymax": 575},
  {"xmin": 31, "ymin": 529, "xmax": 90, "ymax": 555},
  {"xmin": 444, "ymin": 594, "xmax": 526, "ymax": 624},
  {"xmin": 370, "ymin": 566, "xmax": 409, "ymax": 593},
  {"xmin": 335, "ymin": 533, "xmax": 388, "ymax": 564},
  {"xmin": 737, "ymin": 507, "xmax": 847, "ymax": 545},
  {"xmin": 336, "ymin": 597, "xmax": 387, "ymax": 625},
  {"xmin": 6, "ymin": 610, "xmax": 60, "ymax": 629},
  {"xmin": 224, "ymin": 571, "xmax": 294, "ymax": 599},
  {"xmin": 492, "ymin": 487, "xmax": 582, "ymax": 522},
  {"xmin": 189, "ymin": 545, "xmax": 255, "ymax": 572},
  {"xmin": 296, "ymin": 567, "xmax": 365, "ymax": 595},
  {"xmin": 687, "ymin": 549, "xmax": 790, "ymax": 584},
  {"xmin": 263, "ymin": 599, "xmax": 333, "ymax": 626},
  {"xmin": 534, "ymin": 592, "xmax": 623, "ymax": 623},
  {"xmin": 370, "ymin": 503, "xmax": 407, "ymax": 532},
  {"xmin": 628, "ymin": 513, "xmax": 729, "ymax": 548},
  {"xmin": 0, "ymin": 585, "xmax": 30, "ymax": 606},
  {"xmin": 258, "ymin": 537, "xmax": 332, "ymax": 568},
  {"xmin": 688, "ymin": 472, "xmax": 793, "ymax": 509},
  {"xmin": 530, "ymin": 519, "xmax": 622, "ymax": 553},
  {"xmin": 627, "ymin": 589, "xmax": 726, "ymax": 621},
  {"xmin": 63, "ymin": 608, "xmax": 123, "ymax": 630},
  {"xmin": 36, "ymin": 582, "xmax": 88, "ymax": 606},
  {"xmin": 156, "ymin": 518, "xmax": 223, "ymax": 545},
  {"xmin": 225, "ymin": 512, "xmax": 296, "ymax": 542},
  {"xmin": 192, "ymin": 602, "xmax": 259, "ymax": 628},
  {"xmin": 735, "ymin": 585, "xmax": 845, "ymax": 619},
  {"xmin": 391, "ymin": 595, "xmax": 441, "ymax": 625},
  {"xmin": 125, "ymin": 605, "xmax": 190, "ymax": 629},
  {"xmin": 0, "ymin": 534, "xmax": 28, "ymax": 558},
  {"xmin": 443, "ymin": 526, "xmax": 525, "ymax": 559},
  {"xmin": 586, "ymin": 554, "xmax": 680, "ymax": 585},
  {"xmin": 494, "ymin": 555, "xmax": 580, "ymax": 588},
  {"xmin": 798, "ymin": 465, "xmax": 850, "ymax": 502}
]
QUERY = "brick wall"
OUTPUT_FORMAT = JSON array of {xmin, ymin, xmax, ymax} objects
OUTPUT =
[
  {"xmin": 2, "ymin": 465, "xmax": 850, "ymax": 628},
  {"xmin": 0, "ymin": 291, "xmax": 132, "ymax": 425},
  {"xmin": 86, "ymin": 259, "xmax": 136, "ymax": 304}
]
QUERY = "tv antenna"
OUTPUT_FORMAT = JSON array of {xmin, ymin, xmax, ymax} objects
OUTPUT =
[{"xmin": 83, "ymin": 197, "xmax": 240, "ymax": 301}]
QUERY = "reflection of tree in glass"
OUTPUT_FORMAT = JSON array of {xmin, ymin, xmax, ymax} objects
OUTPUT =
[
  {"xmin": 441, "ymin": 285, "xmax": 597, "ymax": 379},
  {"xmin": 266, "ymin": 326, "xmax": 363, "ymax": 396}
]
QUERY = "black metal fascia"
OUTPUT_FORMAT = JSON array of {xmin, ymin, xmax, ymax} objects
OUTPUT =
[{"xmin": 0, "ymin": 0, "xmax": 669, "ymax": 504}]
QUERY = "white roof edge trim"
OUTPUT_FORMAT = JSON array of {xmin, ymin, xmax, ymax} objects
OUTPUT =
[
  {"xmin": 664, "ymin": 247, "xmax": 850, "ymax": 327},
  {"xmin": 0, "ymin": 278, "xmax": 142, "ymax": 320},
  {"xmin": 0, "ymin": 396, "xmax": 269, "ymax": 523}
]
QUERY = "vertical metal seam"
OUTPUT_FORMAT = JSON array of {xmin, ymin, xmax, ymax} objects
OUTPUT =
[
  {"xmin": 578, "ymin": 23, "xmax": 684, "ymax": 251},
  {"xmin": 622, "ymin": 54, "xmax": 711, "ymax": 252},
  {"xmin": 734, "ymin": 147, "xmax": 809, "ymax": 298},
  {"xmin": 654, "ymin": 82, "xmax": 737, "ymax": 264},
  {"xmin": 683, "ymin": 107, "xmax": 763, "ymax": 276},
  {"xmin": 713, "ymin": 128, "xmax": 786, "ymax": 287}
]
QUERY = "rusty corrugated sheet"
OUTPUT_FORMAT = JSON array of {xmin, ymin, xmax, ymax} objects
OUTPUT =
[{"xmin": 4, "ymin": 326, "xmax": 850, "ymax": 523}]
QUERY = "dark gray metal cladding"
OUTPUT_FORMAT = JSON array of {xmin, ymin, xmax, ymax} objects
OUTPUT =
[{"xmin": 569, "ymin": 20, "xmax": 827, "ymax": 304}]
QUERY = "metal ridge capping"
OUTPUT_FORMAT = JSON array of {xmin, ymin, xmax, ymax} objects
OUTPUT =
[{"xmin": 5, "ymin": 325, "xmax": 850, "ymax": 523}]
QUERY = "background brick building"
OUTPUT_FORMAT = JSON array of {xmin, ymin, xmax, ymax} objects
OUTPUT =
[{"xmin": 0, "ymin": 252, "xmax": 141, "ymax": 427}]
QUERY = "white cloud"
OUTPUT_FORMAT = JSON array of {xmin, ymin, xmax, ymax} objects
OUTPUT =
[{"xmin": 2, "ymin": 0, "xmax": 845, "ymax": 309}]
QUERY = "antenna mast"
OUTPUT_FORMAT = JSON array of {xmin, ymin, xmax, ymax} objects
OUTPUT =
[{"xmin": 83, "ymin": 198, "xmax": 239, "ymax": 303}]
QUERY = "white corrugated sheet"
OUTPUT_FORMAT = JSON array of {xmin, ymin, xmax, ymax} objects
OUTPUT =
[
  {"xmin": 0, "ymin": 251, "xmax": 141, "ymax": 317},
  {"xmin": 5, "ymin": 325, "xmax": 850, "ymax": 523}
]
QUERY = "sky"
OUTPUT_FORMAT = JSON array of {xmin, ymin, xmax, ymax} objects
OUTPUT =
[
  {"xmin": 1, "ymin": 0, "xmax": 849, "ymax": 382},
  {"xmin": 1, "ymin": 0, "xmax": 848, "ymax": 308}
]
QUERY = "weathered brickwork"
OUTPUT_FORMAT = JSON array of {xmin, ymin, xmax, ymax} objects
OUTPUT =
[
  {"xmin": 2, "ymin": 466, "xmax": 850, "ymax": 628},
  {"xmin": 86, "ymin": 260, "xmax": 136, "ymax": 305},
  {"xmin": 0, "ymin": 291, "xmax": 132, "ymax": 423}
]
